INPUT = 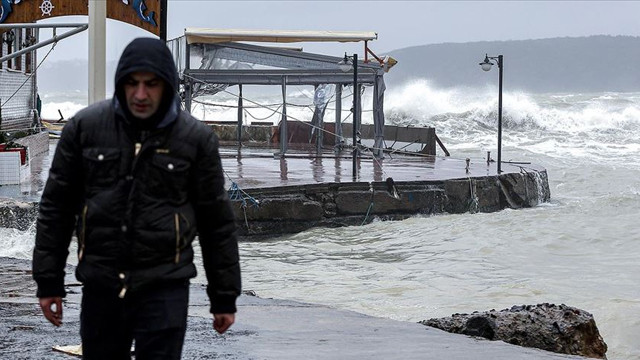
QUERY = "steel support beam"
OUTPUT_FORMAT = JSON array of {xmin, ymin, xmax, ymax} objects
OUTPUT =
[{"xmin": 185, "ymin": 69, "xmax": 377, "ymax": 86}]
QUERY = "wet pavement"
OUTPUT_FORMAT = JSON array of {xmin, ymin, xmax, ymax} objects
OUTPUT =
[
  {"xmin": 0, "ymin": 140, "xmax": 544, "ymax": 203},
  {"xmin": 1, "ymin": 257, "xmax": 587, "ymax": 360},
  {"xmin": 218, "ymin": 145, "xmax": 541, "ymax": 190}
]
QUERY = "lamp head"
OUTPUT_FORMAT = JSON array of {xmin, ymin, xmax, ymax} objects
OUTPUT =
[
  {"xmin": 338, "ymin": 53, "xmax": 352, "ymax": 72},
  {"xmin": 479, "ymin": 54, "xmax": 493, "ymax": 72}
]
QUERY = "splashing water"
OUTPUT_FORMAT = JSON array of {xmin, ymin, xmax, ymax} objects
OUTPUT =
[
  {"xmin": 0, "ymin": 222, "xmax": 35, "ymax": 259},
  {"xmin": 385, "ymin": 80, "xmax": 640, "ymax": 167}
]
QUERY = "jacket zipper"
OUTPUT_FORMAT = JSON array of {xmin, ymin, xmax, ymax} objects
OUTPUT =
[
  {"xmin": 78, "ymin": 205, "xmax": 88, "ymax": 261},
  {"xmin": 118, "ymin": 272, "xmax": 128, "ymax": 298},
  {"xmin": 174, "ymin": 213, "xmax": 181, "ymax": 264},
  {"xmin": 118, "ymin": 142, "xmax": 141, "ymax": 299},
  {"xmin": 118, "ymin": 286, "xmax": 128, "ymax": 298}
]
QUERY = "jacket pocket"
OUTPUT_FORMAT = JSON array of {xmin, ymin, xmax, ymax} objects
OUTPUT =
[
  {"xmin": 148, "ymin": 154, "xmax": 191, "ymax": 203},
  {"xmin": 82, "ymin": 147, "xmax": 120, "ymax": 188}
]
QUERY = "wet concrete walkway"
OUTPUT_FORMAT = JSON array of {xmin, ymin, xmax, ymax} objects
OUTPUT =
[
  {"xmin": 1, "ymin": 257, "xmax": 587, "ymax": 360},
  {"xmin": 0, "ymin": 142, "xmax": 542, "ymax": 203},
  {"xmin": 219, "ymin": 146, "xmax": 543, "ymax": 190}
]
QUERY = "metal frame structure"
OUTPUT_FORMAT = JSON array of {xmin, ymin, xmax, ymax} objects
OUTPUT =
[
  {"xmin": 168, "ymin": 35, "xmax": 389, "ymax": 159},
  {"xmin": 0, "ymin": 23, "xmax": 88, "ymax": 64},
  {"xmin": 0, "ymin": 23, "xmax": 88, "ymax": 131}
]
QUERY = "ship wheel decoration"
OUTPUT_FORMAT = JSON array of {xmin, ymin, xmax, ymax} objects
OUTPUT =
[{"xmin": 40, "ymin": 0, "xmax": 54, "ymax": 17}]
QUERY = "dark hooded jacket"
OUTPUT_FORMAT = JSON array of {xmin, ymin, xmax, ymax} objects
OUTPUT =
[{"xmin": 33, "ymin": 38, "xmax": 241, "ymax": 314}]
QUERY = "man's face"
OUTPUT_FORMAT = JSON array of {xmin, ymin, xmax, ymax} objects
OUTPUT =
[{"xmin": 123, "ymin": 71, "xmax": 165, "ymax": 119}]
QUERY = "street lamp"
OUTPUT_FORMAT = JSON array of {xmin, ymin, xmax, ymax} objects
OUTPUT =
[
  {"xmin": 479, "ymin": 53, "xmax": 503, "ymax": 174},
  {"xmin": 339, "ymin": 53, "xmax": 359, "ymax": 181}
]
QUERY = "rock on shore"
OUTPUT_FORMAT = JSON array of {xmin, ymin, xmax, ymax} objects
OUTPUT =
[
  {"xmin": 421, "ymin": 303, "xmax": 608, "ymax": 359},
  {"xmin": 2, "ymin": 257, "xmax": 597, "ymax": 360}
]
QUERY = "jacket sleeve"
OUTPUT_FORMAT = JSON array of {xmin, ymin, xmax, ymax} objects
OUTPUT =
[
  {"xmin": 33, "ymin": 118, "xmax": 84, "ymax": 298},
  {"xmin": 192, "ymin": 129, "xmax": 241, "ymax": 314}
]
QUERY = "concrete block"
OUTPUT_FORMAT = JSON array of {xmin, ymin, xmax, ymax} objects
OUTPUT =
[
  {"xmin": 233, "ymin": 196, "xmax": 324, "ymax": 221},
  {"xmin": 335, "ymin": 191, "xmax": 379, "ymax": 215},
  {"xmin": 443, "ymin": 179, "xmax": 473, "ymax": 214},
  {"xmin": 473, "ymin": 177, "xmax": 502, "ymax": 212}
]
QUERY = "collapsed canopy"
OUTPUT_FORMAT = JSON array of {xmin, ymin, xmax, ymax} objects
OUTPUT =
[{"xmin": 184, "ymin": 28, "xmax": 378, "ymax": 45}]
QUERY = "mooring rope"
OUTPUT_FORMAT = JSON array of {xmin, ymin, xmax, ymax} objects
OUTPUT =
[
  {"xmin": 227, "ymin": 180, "xmax": 260, "ymax": 230},
  {"xmin": 227, "ymin": 179, "xmax": 260, "ymax": 207},
  {"xmin": 468, "ymin": 177, "xmax": 479, "ymax": 213},
  {"xmin": 361, "ymin": 182, "xmax": 375, "ymax": 226}
]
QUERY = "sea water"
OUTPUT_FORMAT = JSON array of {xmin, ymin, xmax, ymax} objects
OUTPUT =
[{"xmin": 3, "ymin": 81, "xmax": 640, "ymax": 360}]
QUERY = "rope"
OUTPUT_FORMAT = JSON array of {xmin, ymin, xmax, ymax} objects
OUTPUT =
[
  {"xmin": 227, "ymin": 180, "xmax": 260, "ymax": 231},
  {"xmin": 192, "ymin": 98, "xmax": 285, "ymax": 109},
  {"xmin": 227, "ymin": 181, "xmax": 260, "ymax": 207},
  {"xmin": 361, "ymin": 182, "xmax": 375, "ymax": 226},
  {"xmin": 244, "ymin": 104, "xmax": 283, "ymax": 121},
  {"xmin": 1, "ymin": 41, "xmax": 57, "ymax": 108},
  {"xmin": 468, "ymin": 177, "xmax": 479, "ymax": 213}
]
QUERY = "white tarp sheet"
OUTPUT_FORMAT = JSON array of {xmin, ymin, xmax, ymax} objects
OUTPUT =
[{"xmin": 185, "ymin": 28, "xmax": 377, "ymax": 45}]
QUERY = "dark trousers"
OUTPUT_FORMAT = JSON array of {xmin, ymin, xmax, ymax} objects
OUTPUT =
[{"xmin": 80, "ymin": 281, "xmax": 189, "ymax": 360}]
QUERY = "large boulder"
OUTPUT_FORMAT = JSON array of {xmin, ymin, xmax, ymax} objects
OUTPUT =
[{"xmin": 421, "ymin": 303, "xmax": 607, "ymax": 359}]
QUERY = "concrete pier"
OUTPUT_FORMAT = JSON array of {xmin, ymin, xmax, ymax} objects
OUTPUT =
[
  {"xmin": 218, "ymin": 146, "xmax": 550, "ymax": 237},
  {"xmin": 0, "ymin": 143, "xmax": 550, "ymax": 237}
]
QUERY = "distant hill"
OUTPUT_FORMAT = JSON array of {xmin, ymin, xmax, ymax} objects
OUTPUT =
[{"xmin": 384, "ymin": 35, "xmax": 640, "ymax": 93}]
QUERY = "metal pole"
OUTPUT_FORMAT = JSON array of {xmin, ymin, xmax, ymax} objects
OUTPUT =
[
  {"xmin": 88, "ymin": 0, "xmax": 106, "ymax": 104},
  {"xmin": 279, "ymin": 76, "xmax": 288, "ymax": 156},
  {"xmin": 184, "ymin": 78, "xmax": 192, "ymax": 113},
  {"xmin": 159, "ymin": 0, "xmax": 168, "ymax": 42},
  {"xmin": 0, "ymin": 25, "xmax": 88, "ymax": 63},
  {"xmin": 185, "ymin": 37, "xmax": 191, "ymax": 72},
  {"xmin": 497, "ymin": 55, "xmax": 503, "ymax": 174},
  {"xmin": 237, "ymin": 84, "xmax": 243, "ymax": 145},
  {"xmin": 352, "ymin": 53, "xmax": 358, "ymax": 182},
  {"xmin": 184, "ymin": 41, "xmax": 191, "ymax": 112},
  {"xmin": 335, "ymin": 84, "xmax": 342, "ymax": 152}
]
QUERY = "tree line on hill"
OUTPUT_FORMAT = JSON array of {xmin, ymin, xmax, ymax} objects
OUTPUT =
[{"xmin": 384, "ymin": 35, "xmax": 640, "ymax": 93}]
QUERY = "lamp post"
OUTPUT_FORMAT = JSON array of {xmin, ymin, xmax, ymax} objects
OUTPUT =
[
  {"xmin": 339, "ymin": 53, "xmax": 359, "ymax": 181},
  {"xmin": 479, "ymin": 54, "xmax": 503, "ymax": 174}
]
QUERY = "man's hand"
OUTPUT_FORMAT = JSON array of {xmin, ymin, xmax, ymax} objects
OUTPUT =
[
  {"xmin": 39, "ymin": 297, "xmax": 63, "ymax": 327},
  {"xmin": 213, "ymin": 313, "xmax": 235, "ymax": 334}
]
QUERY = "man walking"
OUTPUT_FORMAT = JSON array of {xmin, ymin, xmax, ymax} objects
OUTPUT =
[{"xmin": 33, "ymin": 37, "xmax": 241, "ymax": 359}]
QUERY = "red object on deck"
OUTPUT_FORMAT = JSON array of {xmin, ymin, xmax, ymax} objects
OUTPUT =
[{"xmin": 0, "ymin": 145, "xmax": 27, "ymax": 165}]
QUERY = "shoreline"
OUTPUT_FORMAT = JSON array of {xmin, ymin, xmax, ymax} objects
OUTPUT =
[{"xmin": 1, "ymin": 256, "xmax": 590, "ymax": 359}]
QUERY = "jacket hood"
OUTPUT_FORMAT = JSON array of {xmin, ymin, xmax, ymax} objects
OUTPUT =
[{"xmin": 114, "ymin": 37, "xmax": 180, "ymax": 129}]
